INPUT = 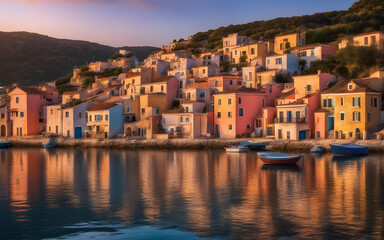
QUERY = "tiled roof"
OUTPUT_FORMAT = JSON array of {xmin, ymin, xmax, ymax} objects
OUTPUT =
[
  {"xmin": 321, "ymin": 79, "xmax": 379, "ymax": 94},
  {"xmin": 186, "ymin": 81, "xmax": 208, "ymax": 89},
  {"xmin": 87, "ymin": 102, "xmax": 119, "ymax": 111},
  {"xmin": 124, "ymin": 72, "xmax": 142, "ymax": 78},
  {"xmin": 141, "ymin": 76, "xmax": 174, "ymax": 85},
  {"xmin": 276, "ymin": 88, "xmax": 295, "ymax": 100},
  {"xmin": 17, "ymin": 87, "xmax": 45, "ymax": 95},
  {"xmin": 216, "ymin": 86, "xmax": 265, "ymax": 95},
  {"xmin": 315, "ymin": 108, "xmax": 330, "ymax": 113}
]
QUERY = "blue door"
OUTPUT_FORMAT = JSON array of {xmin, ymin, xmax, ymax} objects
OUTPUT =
[
  {"xmin": 328, "ymin": 114, "xmax": 334, "ymax": 130},
  {"xmin": 299, "ymin": 130, "xmax": 306, "ymax": 140},
  {"xmin": 74, "ymin": 127, "xmax": 82, "ymax": 139}
]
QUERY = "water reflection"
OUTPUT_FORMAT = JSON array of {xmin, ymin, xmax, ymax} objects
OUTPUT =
[{"xmin": 0, "ymin": 149, "xmax": 383, "ymax": 239}]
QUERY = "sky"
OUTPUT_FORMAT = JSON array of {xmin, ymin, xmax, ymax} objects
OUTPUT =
[{"xmin": 0, "ymin": 0, "xmax": 358, "ymax": 47}]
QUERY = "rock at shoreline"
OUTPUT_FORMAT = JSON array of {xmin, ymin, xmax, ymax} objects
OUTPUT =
[{"xmin": 310, "ymin": 145, "xmax": 326, "ymax": 153}]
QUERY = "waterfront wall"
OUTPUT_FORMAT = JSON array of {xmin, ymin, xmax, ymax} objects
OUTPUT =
[{"xmin": 3, "ymin": 137, "xmax": 384, "ymax": 152}]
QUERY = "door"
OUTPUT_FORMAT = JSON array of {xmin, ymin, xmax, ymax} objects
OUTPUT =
[
  {"xmin": 74, "ymin": 127, "xmax": 82, "ymax": 139},
  {"xmin": 299, "ymin": 130, "xmax": 306, "ymax": 140},
  {"xmin": 215, "ymin": 124, "xmax": 220, "ymax": 137},
  {"xmin": 328, "ymin": 115, "xmax": 334, "ymax": 130},
  {"xmin": 279, "ymin": 112, "xmax": 284, "ymax": 123},
  {"xmin": 0, "ymin": 125, "xmax": 5, "ymax": 136}
]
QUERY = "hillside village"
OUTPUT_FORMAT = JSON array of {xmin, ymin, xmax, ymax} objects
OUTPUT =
[{"xmin": 1, "ymin": 31, "xmax": 384, "ymax": 141}]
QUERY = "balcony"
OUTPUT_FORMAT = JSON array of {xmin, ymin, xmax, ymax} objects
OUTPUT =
[{"xmin": 273, "ymin": 117, "xmax": 308, "ymax": 124}]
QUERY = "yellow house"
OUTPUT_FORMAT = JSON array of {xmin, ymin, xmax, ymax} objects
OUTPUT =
[
  {"xmin": 230, "ymin": 42, "xmax": 268, "ymax": 64},
  {"xmin": 338, "ymin": 31, "xmax": 384, "ymax": 50},
  {"xmin": 320, "ymin": 79, "xmax": 382, "ymax": 139},
  {"xmin": 274, "ymin": 32, "xmax": 306, "ymax": 54}
]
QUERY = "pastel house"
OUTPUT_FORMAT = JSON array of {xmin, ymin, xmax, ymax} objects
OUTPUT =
[
  {"xmin": 266, "ymin": 53, "xmax": 300, "ymax": 75},
  {"xmin": 338, "ymin": 31, "xmax": 384, "ymax": 50},
  {"xmin": 274, "ymin": 32, "xmax": 306, "ymax": 54},
  {"xmin": 0, "ymin": 105, "xmax": 11, "ymax": 137},
  {"xmin": 208, "ymin": 76, "xmax": 242, "ymax": 92},
  {"xmin": 293, "ymin": 71, "xmax": 337, "ymax": 100},
  {"xmin": 191, "ymin": 65, "xmax": 220, "ymax": 79},
  {"xmin": 292, "ymin": 44, "xmax": 338, "ymax": 70},
  {"xmin": 214, "ymin": 87, "xmax": 266, "ymax": 138},
  {"xmin": 8, "ymin": 87, "xmax": 59, "ymax": 136},
  {"xmin": 85, "ymin": 102, "xmax": 124, "ymax": 138}
]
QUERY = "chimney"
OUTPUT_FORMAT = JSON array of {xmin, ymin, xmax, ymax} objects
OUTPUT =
[{"xmin": 318, "ymin": 70, "xmax": 321, "ymax": 75}]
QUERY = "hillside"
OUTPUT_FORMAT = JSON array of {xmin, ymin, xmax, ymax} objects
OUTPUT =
[
  {"xmin": 0, "ymin": 31, "xmax": 159, "ymax": 86},
  {"xmin": 184, "ymin": 0, "xmax": 384, "ymax": 49}
]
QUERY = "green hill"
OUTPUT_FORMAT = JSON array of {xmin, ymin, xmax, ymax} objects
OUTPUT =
[
  {"xmin": 185, "ymin": 0, "xmax": 384, "ymax": 49},
  {"xmin": 0, "ymin": 31, "xmax": 159, "ymax": 86}
]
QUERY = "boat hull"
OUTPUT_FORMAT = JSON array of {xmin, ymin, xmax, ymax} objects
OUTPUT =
[
  {"xmin": 0, "ymin": 142, "xmax": 10, "ymax": 148},
  {"xmin": 258, "ymin": 152, "xmax": 303, "ymax": 165},
  {"xmin": 329, "ymin": 144, "xmax": 368, "ymax": 155},
  {"xmin": 225, "ymin": 146, "xmax": 248, "ymax": 153},
  {"xmin": 247, "ymin": 143, "xmax": 267, "ymax": 151}
]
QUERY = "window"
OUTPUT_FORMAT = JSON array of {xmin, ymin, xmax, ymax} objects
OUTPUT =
[
  {"xmin": 217, "ymin": 112, "xmax": 221, "ymax": 118},
  {"xmin": 95, "ymin": 115, "xmax": 101, "ymax": 121},
  {"xmin": 300, "ymin": 51, "xmax": 307, "ymax": 57},
  {"xmin": 229, "ymin": 124, "xmax": 232, "ymax": 130},
  {"xmin": 218, "ymin": 99, "xmax": 221, "ymax": 105},
  {"xmin": 238, "ymin": 97, "xmax": 242, "ymax": 104},
  {"xmin": 141, "ymin": 108, "xmax": 145, "ymax": 114},
  {"xmin": 247, "ymin": 124, "xmax": 251, "ymax": 129},
  {"xmin": 20, "ymin": 112, "xmax": 24, "ymax": 117},
  {"xmin": 105, "ymin": 114, "xmax": 108, "ymax": 121},
  {"xmin": 199, "ymin": 91, "xmax": 205, "ymax": 98},
  {"xmin": 49, "ymin": 127, "xmax": 51, "ymax": 132},
  {"xmin": 267, "ymin": 59, "xmax": 270, "ymax": 65},
  {"xmin": 353, "ymin": 97, "xmax": 360, "ymax": 107},
  {"xmin": 367, "ymin": 112, "xmax": 372, "ymax": 122},
  {"xmin": 262, "ymin": 99, "xmax": 265, "ymax": 106},
  {"xmin": 132, "ymin": 79, "xmax": 135, "ymax": 84},
  {"xmin": 371, "ymin": 97, "xmax": 378, "ymax": 108},
  {"xmin": 353, "ymin": 112, "xmax": 361, "ymax": 122},
  {"xmin": 185, "ymin": 107, "xmax": 189, "ymax": 112},
  {"xmin": 364, "ymin": 37, "xmax": 369, "ymax": 45},
  {"xmin": 161, "ymin": 85, "xmax": 164, "ymax": 91},
  {"xmin": 215, "ymin": 81, "xmax": 218, "ymax": 87},
  {"xmin": 316, "ymin": 131, "xmax": 320, "ymax": 138},
  {"xmin": 341, "ymin": 97, "xmax": 344, "ymax": 106},
  {"xmin": 227, "ymin": 98, "xmax": 232, "ymax": 105},
  {"xmin": 65, "ymin": 112, "xmax": 69, "ymax": 118},
  {"xmin": 180, "ymin": 116, "xmax": 183, "ymax": 122},
  {"xmin": 228, "ymin": 112, "xmax": 232, "ymax": 118},
  {"xmin": 311, "ymin": 49, "xmax": 315, "ymax": 56},
  {"xmin": 155, "ymin": 107, "xmax": 160, "ymax": 115},
  {"xmin": 348, "ymin": 84, "xmax": 353, "ymax": 90},
  {"xmin": 235, "ymin": 50, "xmax": 237, "ymax": 55},
  {"xmin": 371, "ymin": 36, "xmax": 376, "ymax": 44},
  {"xmin": 287, "ymin": 131, "xmax": 290, "ymax": 140},
  {"xmin": 89, "ymin": 115, "xmax": 92, "ymax": 121},
  {"xmin": 0, "ymin": 113, "xmax": 3, "ymax": 118},
  {"xmin": 230, "ymin": 80, "xmax": 233, "ymax": 85},
  {"xmin": 51, "ymin": 109, "xmax": 53, "ymax": 114},
  {"xmin": 251, "ymin": 48, "xmax": 255, "ymax": 54},
  {"xmin": 280, "ymin": 43, "xmax": 283, "ymax": 50},
  {"xmin": 150, "ymin": 86, "xmax": 154, "ymax": 92},
  {"xmin": 127, "ymin": 107, "xmax": 130, "ymax": 112},
  {"xmin": 275, "ymin": 58, "xmax": 282, "ymax": 65},
  {"xmin": 186, "ymin": 117, "xmax": 190, "ymax": 123},
  {"xmin": 307, "ymin": 85, "xmax": 311, "ymax": 92},
  {"xmin": 67, "ymin": 130, "xmax": 70, "ymax": 137},
  {"xmin": 203, "ymin": 69, "xmax": 206, "ymax": 74},
  {"xmin": 239, "ymin": 108, "xmax": 244, "ymax": 117},
  {"xmin": 340, "ymin": 112, "xmax": 345, "ymax": 121},
  {"xmin": 278, "ymin": 129, "xmax": 282, "ymax": 139},
  {"xmin": 79, "ymin": 112, "xmax": 82, "ymax": 118}
]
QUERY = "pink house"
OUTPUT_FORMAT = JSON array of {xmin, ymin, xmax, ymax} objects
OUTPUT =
[
  {"xmin": 8, "ymin": 87, "xmax": 59, "ymax": 136},
  {"xmin": 262, "ymin": 82, "xmax": 285, "ymax": 107},
  {"xmin": 208, "ymin": 76, "xmax": 242, "ymax": 92},
  {"xmin": 214, "ymin": 87, "xmax": 266, "ymax": 138}
]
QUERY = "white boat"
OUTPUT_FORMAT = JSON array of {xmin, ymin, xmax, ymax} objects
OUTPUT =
[{"xmin": 225, "ymin": 146, "xmax": 248, "ymax": 153}]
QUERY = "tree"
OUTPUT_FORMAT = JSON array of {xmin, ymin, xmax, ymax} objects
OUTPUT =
[
  {"xmin": 110, "ymin": 53, "xmax": 124, "ymax": 60},
  {"xmin": 80, "ymin": 66, "xmax": 89, "ymax": 72},
  {"xmin": 274, "ymin": 72, "xmax": 292, "ymax": 83}
]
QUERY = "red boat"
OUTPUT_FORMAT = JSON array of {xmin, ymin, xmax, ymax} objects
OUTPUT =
[{"xmin": 257, "ymin": 152, "xmax": 304, "ymax": 165}]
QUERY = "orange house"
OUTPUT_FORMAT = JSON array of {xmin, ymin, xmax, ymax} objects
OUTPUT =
[{"xmin": 8, "ymin": 87, "xmax": 59, "ymax": 136}]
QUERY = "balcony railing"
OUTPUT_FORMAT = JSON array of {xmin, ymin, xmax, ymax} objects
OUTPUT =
[{"xmin": 273, "ymin": 117, "xmax": 308, "ymax": 124}]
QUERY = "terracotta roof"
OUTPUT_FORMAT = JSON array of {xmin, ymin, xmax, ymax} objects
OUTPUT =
[
  {"xmin": 186, "ymin": 81, "xmax": 209, "ymax": 89},
  {"xmin": 142, "ymin": 76, "xmax": 174, "ymax": 85},
  {"xmin": 315, "ymin": 108, "xmax": 330, "ymax": 113},
  {"xmin": 124, "ymin": 72, "xmax": 142, "ymax": 78},
  {"xmin": 16, "ymin": 87, "xmax": 45, "ymax": 95},
  {"xmin": 276, "ymin": 88, "xmax": 295, "ymax": 100},
  {"xmin": 87, "ymin": 102, "xmax": 119, "ymax": 111},
  {"xmin": 216, "ymin": 86, "xmax": 265, "ymax": 95},
  {"xmin": 164, "ymin": 108, "xmax": 185, "ymax": 114},
  {"xmin": 321, "ymin": 79, "xmax": 379, "ymax": 94}
]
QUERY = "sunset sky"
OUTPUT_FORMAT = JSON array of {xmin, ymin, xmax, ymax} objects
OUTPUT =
[{"xmin": 0, "ymin": 0, "xmax": 357, "ymax": 47}]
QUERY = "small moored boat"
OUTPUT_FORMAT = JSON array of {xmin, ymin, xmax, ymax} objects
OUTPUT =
[
  {"xmin": 225, "ymin": 145, "xmax": 248, "ymax": 153},
  {"xmin": 329, "ymin": 143, "xmax": 368, "ymax": 156},
  {"xmin": 239, "ymin": 141, "xmax": 267, "ymax": 150},
  {"xmin": 43, "ymin": 138, "xmax": 57, "ymax": 148},
  {"xmin": 0, "ymin": 141, "xmax": 11, "ymax": 148},
  {"xmin": 257, "ymin": 152, "xmax": 304, "ymax": 164}
]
